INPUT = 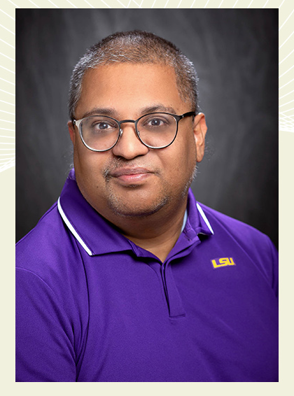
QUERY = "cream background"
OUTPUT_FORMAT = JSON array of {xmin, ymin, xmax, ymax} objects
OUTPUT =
[{"xmin": 2, "ymin": 0, "xmax": 293, "ymax": 393}]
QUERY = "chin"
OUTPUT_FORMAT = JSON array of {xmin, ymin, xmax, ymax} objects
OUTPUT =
[{"xmin": 107, "ymin": 195, "xmax": 169, "ymax": 219}]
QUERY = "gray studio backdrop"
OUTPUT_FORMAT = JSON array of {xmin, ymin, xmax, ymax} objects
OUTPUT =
[{"xmin": 16, "ymin": 9, "xmax": 278, "ymax": 248}]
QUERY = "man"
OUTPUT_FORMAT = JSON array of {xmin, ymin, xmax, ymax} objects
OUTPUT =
[{"xmin": 16, "ymin": 31, "xmax": 278, "ymax": 382}]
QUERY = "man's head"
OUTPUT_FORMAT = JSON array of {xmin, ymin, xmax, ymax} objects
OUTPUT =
[
  {"xmin": 67, "ymin": 31, "xmax": 207, "ymax": 230},
  {"xmin": 69, "ymin": 30, "xmax": 199, "ymax": 121}
]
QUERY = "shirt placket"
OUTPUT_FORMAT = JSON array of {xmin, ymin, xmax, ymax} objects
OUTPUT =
[
  {"xmin": 163, "ymin": 236, "xmax": 202, "ymax": 317},
  {"xmin": 132, "ymin": 233, "xmax": 201, "ymax": 319}
]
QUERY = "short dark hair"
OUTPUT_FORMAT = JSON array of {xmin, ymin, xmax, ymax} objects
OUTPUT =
[{"xmin": 68, "ymin": 30, "xmax": 199, "ymax": 120}]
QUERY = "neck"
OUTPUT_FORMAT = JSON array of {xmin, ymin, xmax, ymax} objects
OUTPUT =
[{"xmin": 108, "ymin": 198, "xmax": 188, "ymax": 263}]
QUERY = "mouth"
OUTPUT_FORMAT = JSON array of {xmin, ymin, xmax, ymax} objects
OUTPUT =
[{"xmin": 108, "ymin": 167, "xmax": 153, "ymax": 185}]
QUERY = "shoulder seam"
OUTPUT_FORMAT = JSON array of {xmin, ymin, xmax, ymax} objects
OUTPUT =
[{"xmin": 16, "ymin": 267, "xmax": 61, "ymax": 300}]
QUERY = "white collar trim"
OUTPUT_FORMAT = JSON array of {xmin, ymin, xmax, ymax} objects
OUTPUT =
[
  {"xmin": 196, "ymin": 203, "xmax": 214, "ymax": 234},
  {"xmin": 57, "ymin": 197, "xmax": 93, "ymax": 256}
]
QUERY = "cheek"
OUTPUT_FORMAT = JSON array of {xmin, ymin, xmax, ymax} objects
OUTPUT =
[
  {"xmin": 162, "ymin": 144, "xmax": 196, "ymax": 184},
  {"xmin": 173, "ymin": 135, "xmax": 197, "ymax": 169},
  {"xmin": 74, "ymin": 145, "xmax": 106, "ymax": 185}
]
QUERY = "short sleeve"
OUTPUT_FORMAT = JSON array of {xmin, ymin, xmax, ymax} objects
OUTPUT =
[{"xmin": 16, "ymin": 268, "xmax": 77, "ymax": 382}]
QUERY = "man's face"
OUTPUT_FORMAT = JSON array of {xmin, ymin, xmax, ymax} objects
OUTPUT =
[{"xmin": 68, "ymin": 63, "xmax": 207, "ymax": 223}]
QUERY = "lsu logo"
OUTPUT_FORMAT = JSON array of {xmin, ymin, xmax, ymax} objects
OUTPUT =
[{"xmin": 211, "ymin": 257, "xmax": 236, "ymax": 269}]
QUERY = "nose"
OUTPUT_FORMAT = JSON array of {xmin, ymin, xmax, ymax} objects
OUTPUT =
[{"xmin": 111, "ymin": 122, "xmax": 149, "ymax": 159}]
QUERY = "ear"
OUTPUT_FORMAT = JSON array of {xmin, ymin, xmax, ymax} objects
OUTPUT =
[
  {"xmin": 67, "ymin": 120, "xmax": 76, "ymax": 145},
  {"xmin": 193, "ymin": 113, "xmax": 207, "ymax": 163}
]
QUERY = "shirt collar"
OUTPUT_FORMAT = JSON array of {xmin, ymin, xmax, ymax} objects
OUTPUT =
[
  {"xmin": 58, "ymin": 169, "xmax": 213, "ymax": 257},
  {"xmin": 180, "ymin": 189, "xmax": 214, "ymax": 242}
]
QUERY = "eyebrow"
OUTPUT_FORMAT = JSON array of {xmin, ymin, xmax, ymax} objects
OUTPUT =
[
  {"xmin": 139, "ymin": 104, "xmax": 177, "ymax": 115},
  {"xmin": 79, "ymin": 107, "xmax": 117, "ymax": 119},
  {"xmin": 79, "ymin": 104, "xmax": 178, "ymax": 120}
]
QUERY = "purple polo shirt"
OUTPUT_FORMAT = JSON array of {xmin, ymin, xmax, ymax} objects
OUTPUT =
[{"xmin": 16, "ymin": 169, "xmax": 278, "ymax": 382}]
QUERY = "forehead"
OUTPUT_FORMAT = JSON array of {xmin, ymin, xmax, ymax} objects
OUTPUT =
[{"xmin": 75, "ymin": 63, "xmax": 187, "ymax": 118}]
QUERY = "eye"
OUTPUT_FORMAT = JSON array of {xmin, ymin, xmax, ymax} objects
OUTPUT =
[
  {"xmin": 88, "ymin": 117, "xmax": 118, "ymax": 132},
  {"xmin": 93, "ymin": 121, "xmax": 112, "ymax": 130},
  {"xmin": 142, "ymin": 115, "xmax": 171, "ymax": 130},
  {"xmin": 147, "ymin": 116, "xmax": 170, "ymax": 127},
  {"xmin": 148, "ymin": 118, "xmax": 165, "ymax": 127}
]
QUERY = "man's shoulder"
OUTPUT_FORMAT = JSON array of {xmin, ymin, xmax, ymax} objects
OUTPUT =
[
  {"xmin": 16, "ymin": 201, "xmax": 79, "ymax": 275},
  {"xmin": 197, "ymin": 202, "xmax": 278, "ymax": 277},
  {"xmin": 17, "ymin": 202, "xmax": 61, "ymax": 249},
  {"xmin": 199, "ymin": 202, "xmax": 271, "ymax": 242}
]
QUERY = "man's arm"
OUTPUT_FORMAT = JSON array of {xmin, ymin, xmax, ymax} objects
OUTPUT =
[{"xmin": 16, "ymin": 268, "xmax": 77, "ymax": 382}]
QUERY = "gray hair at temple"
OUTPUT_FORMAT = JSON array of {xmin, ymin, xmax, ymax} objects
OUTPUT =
[{"xmin": 68, "ymin": 30, "xmax": 199, "ymax": 120}]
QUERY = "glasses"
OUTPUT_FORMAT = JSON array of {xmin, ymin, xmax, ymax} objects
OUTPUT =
[{"xmin": 73, "ymin": 111, "xmax": 195, "ymax": 152}]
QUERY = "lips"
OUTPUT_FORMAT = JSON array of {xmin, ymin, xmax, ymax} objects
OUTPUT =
[
  {"xmin": 110, "ymin": 167, "xmax": 151, "ymax": 177},
  {"xmin": 109, "ymin": 167, "xmax": 153, "ymax": 184}
]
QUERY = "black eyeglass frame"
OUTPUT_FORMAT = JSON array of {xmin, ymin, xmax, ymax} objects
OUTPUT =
[{"xmin": 73, "ymin": 111, "xmax": 196, "ymax": 152}]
